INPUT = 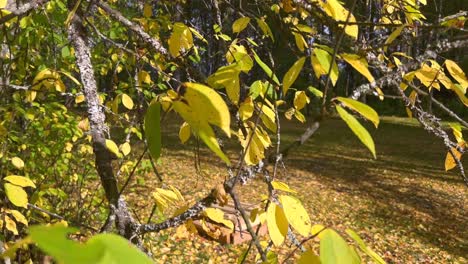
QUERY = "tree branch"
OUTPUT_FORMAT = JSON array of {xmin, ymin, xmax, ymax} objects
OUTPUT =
[{"xmin": 0, "ymin": 0, "xmax": 50, "ymax": 25}]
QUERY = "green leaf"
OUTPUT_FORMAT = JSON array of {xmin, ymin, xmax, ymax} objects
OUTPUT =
[
  {"xmin": 320, "ymin": 229, "xmax": 358, "ymax": 264},
  {"xmin": 4, "ymin": 175, "xmax": 36, "ymax": 188},
  {"xmin": 346, "ymin": 229, "xmax": 387, "ymax": 264},
  {"xmin": 144, "ymin": 101, "xmax": 162, "ymax": 160},
  {"xmin": 29, "ymin": 225, "xmax": 153, "ymax": 264},
  {"xmin": 336, "ymin": 97, "xmax": 379, "ymax": 128},
  {"xmin": 283, "ymin": 57, "xmax": 306, "ymax": 94},
  {"xmin": 253, "ymin": 50, "xmax": 280, "ymax": 85},
  {"xmin": 279, "ymin": 195, "xmax": 311, "ymax": 237},
  {"xmin": 4, "ymin": 183, "xmax": 28, "ymax": 208},
  {"xmin": 311, "ymin": 48, "xmax": 339, "ymax": 86},
  {"xmin": 232, "ymin": 17, "xmax": 250, "ymax": 33},
  {"xmin": 336, "ymin": 105, "xmax": 376, "ymax": 158},
  {"xmin": 308, "ymin": 86, "xmax": 323, "ymax": 98}
]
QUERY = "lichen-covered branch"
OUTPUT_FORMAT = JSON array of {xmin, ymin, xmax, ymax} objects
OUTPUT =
[{"xmin": 0, "ymin": 0, "xmax": 50, "ymax": 25}]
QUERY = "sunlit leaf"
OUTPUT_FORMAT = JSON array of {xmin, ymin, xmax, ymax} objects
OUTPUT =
[
  {"xmin": 298, "ymin": 250, "xmax": 320, "ymax": 264},
  {"xmin": 445, "ymin": 59, "xmax": 468, "ymax": 91},
  {"xmin": 283, "ymin": 57, "xmax": 306, "ymax": 94},
  {"xmin": 105, "ymin": 139, "xmax": 121, "ymax": 158},
  {"xmin": 271, "ymin": 180, "xmax": 297, "ymax": 194},
  {"xmin": 266, "ymin": 203, "xmax": 288, "ymax": 246},
  {"xmin": 294, "ymin": 91, "xmax": 310, "ymax": 111},
  {"xmin": 179, "ymin": 122, "xmax": 191, "ymax": 144},
  {"xmin": 256, "ymin": 18, "xmax": 275, "ymax": 42},
  {"xmin": 336, "ymin": 105, "xmax": 376, "ymax": 158},
  {"xmin": 5, "ymin": 215, "xmax": 18, "ymax": 235},
  {"xmin": 311, "ymin": 48, "xmax": 338, "ymax": 86},
  {"xmin": 336, "ymin": 97, "xmax": 379, "ymax": 128},
  {"xmin": 279, "ymin": 195, "xmax": 311, "ymax": 237},
  {"xmin": 4, "ymin": 175, "xmax": 35, "ymax": 188},
  {"xmin": 239, "ymin": 97, "xmax": 254, "ymax": 121},
  {"xmin": 232, "ymin": 17, "xmax": 250, "ymax": 33},
  {"xmin": 341, "ymin": 53, "xmax": 374, "ymax": 82},
  {"xmin": 320, "ymin": 229, "xmax": 357, "ymax": 264},
  {"xmin": 4, "ymin": 183, "xmax": 28, "ymax": 208},
  {"xmin": 203, "ymin": 208, "xmax": 234, "ymax": 230},
  {"xmin": 8, "ymin": 209, "xmax": 28, "ymax": 226},
  {"xmin": 253, "ymin": 50, "xmax": 280, "ymax": 85},
  {"xmin": 445, "ymin": 142, "xmax": 465, "ymax": 171},
  {"xmin": 11, "ymin": 157, "xmax": 25, "ymax": 169},
  {"xmin": 121, "ymin": 94, "xmax": 134, "ymax": 110},
  {"xmin": 168, "ymin": 23, "xmax": 193, "ymax": 57},
  {"xmin": 120, "ymin": 142, "xmax": 131, "ymax": 156},
  {"xmin": 346, "ymin": 229, "xmax": 387, "ymax": 264}
]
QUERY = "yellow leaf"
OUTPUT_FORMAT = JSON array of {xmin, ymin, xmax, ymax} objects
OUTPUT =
[
  {"xmin": 179, "ymin": 122, "xmax": 191, "ymax": 144},
  {"xmin": 451, "ymin": 83, "xmax": 468, "ymax": 106},
  {"xmin": 4, "ymin": 183, "xmax": 28, "ymax": 208},
  {"xmin": 239, "ymin": 122, "xmax": 271, "ymax": 165},
  {"xmin": 445, "ymin": 59, "xmax": 468, "ymax": 91},
  {"xmin": 4, "ymin": 175, "xmax": 35, "ymax": 188},
  {"xmin": 7, "ymin": 210, "xmax": 28, "ymax": 226},
  {"xmin": 32, "ymin": 68, "xmax": 65, "ymax": 92},
  {"xmin": 121, "ymin": 93, "xmax": 134, "ymax": 110},
  {"xmin": 239, "ymin": 97, "xmax": 254, "ymax": 121},
  {"xmin": 75, "ymin": 94, "xmax": 85, "ymax": 104},
  {"xmin": 294, "ymin": 109, "xmax": 306, "ymax": 123},
  {"xmin": 153, "ymin": 187, "xmax": 182, "ymax": 211},
  {"xmin": 172, "ymin": 83, "xmax": 231, "ymax": 164},
  {"xmin": 120, "ymin": 142, "xmax": 131, "ymax": 156},
  {"xmin": 384, "ymin": 25, "xmax": 405, "ymax": 51},
  {"xmin": 283, "ymin": 57, "xmax": 306, "ymax": 94},
  {"xmin": 293, "ymin": 32, "xmax": 307, "ymax": 52},
  {"xmin": 105, "ymin": 139, "xmax": 121, "ymax": 158},
  {"xmin": 298, "ymin": 250, "xmax": 320, "ymax": 264},
  {"xmin": 341, "ymin": 53, "xmax": 374, "ymax": 82},
  {"xmin": 11, "ymin": 157, "xmax": 24, "ymax": 169},
  {"xmin": 226, "ymin": 44, "xmax": 253, "ymax": 72},
  {"xmin": 279, "ymin": 195, "xmax": 311, "ymax": 237},
  {"xmin": 445, "ymin": 143, "xmax": 464, "ymax": 171},
  {"xmin": 294, "ymin": 91, "xmax": 310, "ymax": 111},
  {"xmin": 321, "ymin": 0, "xmax": 358, "ymax": 39},
  {"xmin": 0, "ymin": 0, "xmax": 7, "ymax": 9},
  {"xmin": 207, "ymin": 64, "xmax": 241, "ymax": 104},
  {"xmin": 232, "ymin": 17, "xmax": 250, "ymax": 33},
  {"xmin": 78, "ymin": 118, "xmax": 90, "ymax": 131},
  {"xmin": 257, "ymin": 103, "xmax": 277, "ymax": 132},
  {"xmin": 271, "ymin": 180, "xmax": 297, "ymax": 193},
  {"xmin": 282, "ymin": 0, "xmax": 295, "ymax": 12},
  {"xmin": 143, "ymin": 3, "xmax": 152, "ymax": 18},
  {"xmin": 449, "ymin": 123, "xmax": 464, "ymax": 143},
  {"xmin": 204, "ymin": 208, "xmax": 234, "ymax": 230},
  {"xmin": 138, "ymin": 70, "xmax": 152, "ymax": 86},
  {"xmin": 5, "ymin": 215, "xmax": 18, "ymax": 235},
  {"xmin": 285, "ymin": 107, "xmax": 295, "ymax": 120},
  {"xmin": 26, "ymin": 91, "xmax": 37, "ymax": 103},
  {"xmin": 266, "ymin": 203, "xmax": 288, "ymax": 247},
  {"xmin": 168, "ymin": 23, "xmax": 193, "ymax": 57},
  {"xmin": 414, "ymin": 64, "xmax": 441, "ymax": 90}
]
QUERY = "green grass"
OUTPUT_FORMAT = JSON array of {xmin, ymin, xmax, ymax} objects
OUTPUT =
[{"xmin": 128, "ymin": 115, "xmax": 467, "ymax": 263}]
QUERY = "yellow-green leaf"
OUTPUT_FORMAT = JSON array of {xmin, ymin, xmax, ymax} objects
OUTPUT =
[
  {"xmin": 143, "ymin": 3, "xmax": 152, "ymax": 18},
  {"xmin": 336, "ymin": 105, "xmax": 376, "ymax": 158},
  {"xmin": 336, "ymin": 97, "xmax": 379, "ymax": 128},
  {"xmin": 298, "ymin": 250, "xmax": 321, "ymax": 264},
  {"xmin": 172, "ymin": 83, "xmax": 231, "ymax": 164},
  {"xmin": 4, "ymin": 176, "xmax": 35, "ymax": 188},
  {"xmin": 321, "ymin": 0, "xmax": 358, "ymax": 39},
  {"xmin": 312, "ymin": 48, "xmax": 339, "ymax": 86},
  {"xmin": 145, "ymin": 101, "xmax": 162, "ymax": 160},
  {"xmin": 105, "ymin": 139, "xmax": 121, "ymax": 158},
  {"xmin": 279, "ymin": 195, "xmax": 311, "ymax": 237},
  {"xmin": 120, "ymin": 142, "xmax": 131, "ymax": 156},
  {"xmin": 266, "ymin": 203, "xmax": 288, "ymax": 247},
  {"xmin": 138, "ymin": 70, "xmax": 152, "ymax": 86},
  {"xmin": 232, "ymin": 17, "xmax": 250, "ymax": 33},
  {"xmin": 346, "ymin": 229, "xmax": 386, "ymax": 264},
  {"xmin": 256, "ymin": 18, "xmax": 274, "ymax": 42},
  {"xmin": 239, "ymin": 97, "xmax": 254, "ymax": 121},
  {"xmin": 271, "ymin": 180, "xmax": 297, "ymax": 194},
  {"xmin": 75, "ymin": 94, "xmax": 85, "ymax": 104},
  {"xmin": 121, "ymin": 94, "xmax": 134, "ymax": 110},
  {"xmin": 293, "ymin": 32, "xmax": 307, "ymax": 52},
  {"xmin": 341, "ymin": 53, "xmax": 374, "ymax": 82},
  {"xmin": 253, "ymin": 50, "xmax": 280, "ymax": 85},
  {"xmin": 283, "ymin": 57, "xmax": 306, "ymax": 94},
  {"xmin": 445, "ymin": 59, "xmax": 468, "ymax": 91},
  {"xmin": 294, "ymin": 91, "xmax": 310, "ymax": 111},
  {"xmin": 384, "ymin": 25, "xmax": 405, "ymax": 51},
  {"xmin": 0, "ymin": 0, "xmax": 7, "ymax": 9},
  {"xmin": 8, "ymin": 210, "xmax": 28, "ymax": 226},
  {"xmin": 11, "ymin": 157, "xmax": 24, "ymax": 169},
  {"xmin": 320, "ymin": 229, "xmax": 357, "ymax": 264},
  {"xmin": 168, "ymin": 23, "xmax": 193, "ymax": 57},
  {"xmin": 207, "ymin": 64, "xmax": 242, "ymax": 104},
  {"xmin": 4, "ymin": 215, "xmax": 18, "ymax": 235},
  {"xmin": 4, "ymin": 183, "xmax": 28, "ymax": 208},
  {"xmin": 204, "ymin": 208, "xmax": 234, "ymax": 230},
  {"xmin": 179, "ymin": 122, "xmax": 191, "ymax": 144}
]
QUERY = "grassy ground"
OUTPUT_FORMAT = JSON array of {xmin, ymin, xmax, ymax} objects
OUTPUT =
[{"xmin": 125, "ymin": 116, "xmax": 467, "ymax": 263}]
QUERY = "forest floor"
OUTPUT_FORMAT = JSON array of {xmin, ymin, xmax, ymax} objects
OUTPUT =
[{"xmin": 124, "ymin": 116, "xmax": 468, "ymax": 263}]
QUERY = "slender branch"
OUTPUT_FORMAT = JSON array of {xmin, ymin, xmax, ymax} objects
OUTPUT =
[{"xmin": 0, "ymin": 0, "xmax": 50, "ymax": 25}]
